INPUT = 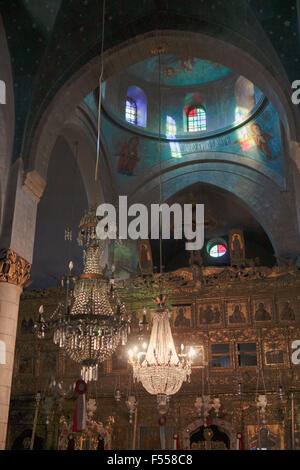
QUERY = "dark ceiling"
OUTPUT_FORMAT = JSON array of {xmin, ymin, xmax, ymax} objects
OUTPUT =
[{"xmin": 0, "ymin": 0, "xmax": 299, "ymax": 169}]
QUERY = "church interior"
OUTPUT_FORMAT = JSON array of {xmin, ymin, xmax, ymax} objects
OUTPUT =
[{"xmin": 1, "ymin": 0, "xmax": 300, "ymax": 451}]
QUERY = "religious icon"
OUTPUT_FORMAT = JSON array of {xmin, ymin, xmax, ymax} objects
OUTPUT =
[
  {"xmin": 279, "ymin": 300, "xmax": 296, "ymax": 322},
  {"xmin": 229, "ymin": 229, "xmax": 245, "ymax": 265},
  {"xmin": 173, "ymin": 305, "xmax": 192, "ymax": 328},
  {"xmin": 140, "ymin": 426, "xmax": 173, "ymax": 450},
  {"xmin": 117, "ymin": 137, "xmax": 149, "ymax": 176},
  {"xmin": 226, "ymin": 301, "xmax": 248, "ymax": 325},
  {"xmin": 137, "ymin": 239, "xmax": 153, "ymax": 275},
  {"xmin": 247, "ymin": 424, "xmax": 284, "ymax": 450},
  {"xmin": 250, "ymin": 123, "xmax": 280, "ymax": 161},
  {"xmin": 117, "ymin": 136, "xmax": 139, "ymax": 176},
  {"xmin": 198, "ymin": 303, "xmax": 223, "ymax": 326},
  {"xmin": 111, "ymin": 425, "xmax": 128, "ymax": 450},
  {"xmin": 40, "ymin": 353, "xmax": 57, "ymax": 375},
  {"xmin": 229, "ymin": 306, "xmax": 245, "ymax": 323},
  {"xmin": 254, "ymin": 301, "xmax": 272, "ymax": 322},
  {"xmin": 231, "ymin": 234, "xmax": 243, "ymax": 259}
]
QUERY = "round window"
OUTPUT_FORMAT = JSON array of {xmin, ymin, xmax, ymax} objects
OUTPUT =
[
  {"xmin": 206, "ymin": 238, "xmax": 228, "ymax": 258},
  {"xmin": 209, "ymin": 243, "xmax": 227, "ymax": 258}
]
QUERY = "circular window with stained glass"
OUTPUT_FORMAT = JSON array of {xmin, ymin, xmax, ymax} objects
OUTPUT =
[
  {"xmin": 207, "ymin": 238, "xmax": 228, "ymax": 258},
  {"xmin": 209, "ymin": 244, "xmax": 227, "ymax": 258}
]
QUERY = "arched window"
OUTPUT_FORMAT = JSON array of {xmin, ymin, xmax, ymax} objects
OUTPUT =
[
  {"xmin": 125, "ymin": 97, "xmax": 137, "ymax": 125},
  {"xmin": 125, "ymin": 86, "xmax": 147, "ymax": 127},
  {"xmin": 235, "ymin": 76, "xmax": 255, "ymax": 116},
  {"xmin": 166, "ymin": 116, "xmax": 181, "ymax": 158},
  {"xmin": 187, "ymin": 105, "xmax": 206, "ymax": 132}
]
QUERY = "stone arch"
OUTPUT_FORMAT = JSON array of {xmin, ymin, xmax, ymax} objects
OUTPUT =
[
  {"xmin": 61, "ymin": 104, "xmax": 105, "ymax": 206},
  {"xmin": 125, "ymin": 157, "xmax": 299, "ymax": 257},
  {"xmin": 0, "ymin": 15, "xmax": 15, "ymax": 233},
  {"xmin": 26, "ymin": 30, "xmax": 300, "ymax": 183},
  {"xmin": 182, "ymin": 417, "xmax": 238, "ymax": 450}
]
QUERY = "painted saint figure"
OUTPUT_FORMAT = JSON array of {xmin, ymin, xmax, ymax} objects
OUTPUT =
[
  {"xmin": 229, "ymin": 305, "xmax": 246, "ymax": 324},
  {"xmin": 174, "ymin": 307, "xmax": 191, "ymax": 327},
  {"xmin": 280, "ymin": 301, "xmax": 295, "ymax": 321},
  {"xmin": 137, "ymin": 239, "xmax": 153, "ymax": 275},
  {"xmin": 255, "ymin": 302, "xmax": 271, "ymax": 322},
  {"xmin": 199, "ymin": 305, "xmax": 221, "ymax": 324},
  {"xmin": 250, "ymin": 123, "xmax": 280, "ymax": 161},
  {"xmin": 231, "ymin": 234, "xmax": 243, "ymax": 260},
  {"xmin": 117, "ymin": 136, "xmax": 139, "ymax": 176}
]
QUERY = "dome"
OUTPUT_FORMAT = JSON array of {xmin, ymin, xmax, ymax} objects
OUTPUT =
[{"xmin": 101, "ymin": 55, "xmax": 264, "ymax": 139}]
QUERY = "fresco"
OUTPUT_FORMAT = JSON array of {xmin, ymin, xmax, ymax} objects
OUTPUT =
[
  {"xmin": 125, "ymin": 55, "xmax": 232, "ymax": 87},
  {"xmin": 99, "ymin": 98, "xmax": 284, "ymax": 194}
]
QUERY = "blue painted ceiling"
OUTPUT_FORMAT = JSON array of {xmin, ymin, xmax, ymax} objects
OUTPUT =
[
  {"xmin": 125, "ymin": 56, "xmax": 232, "ymax": 87},
  {"xmin": 0, "ymin": 0, "xmax": 299, "ymax": 166}
]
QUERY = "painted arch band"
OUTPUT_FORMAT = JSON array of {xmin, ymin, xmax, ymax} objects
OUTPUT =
[{"xmin": 96, "ymin": 196, "xmax": 204, "ymax": 251}]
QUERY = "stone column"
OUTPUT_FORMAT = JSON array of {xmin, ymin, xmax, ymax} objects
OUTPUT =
[{"xmin": 0, "ymin": 249, "xmax": 31, "ymax": 449}]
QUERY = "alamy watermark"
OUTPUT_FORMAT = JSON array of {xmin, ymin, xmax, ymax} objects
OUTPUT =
[
  {"xmin": 96, "ymin": 196, "xmax": 204, "ymax": 251},
  {"xmin": 291, "ymin": 80, "xmax": 300, "ymax": 105},
  {"xmin": 0, "ymin": 80, "xmax": 6, "ymax": 105}
]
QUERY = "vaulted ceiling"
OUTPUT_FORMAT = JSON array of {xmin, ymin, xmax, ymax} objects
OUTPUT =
[{"xmin": 1, "ymin": 0, "xmax": 299, "ymax": 165}]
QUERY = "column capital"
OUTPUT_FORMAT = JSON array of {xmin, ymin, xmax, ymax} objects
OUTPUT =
[{"xmin": 0, "ymin": 248, "xmax": 31, "ymax": 288}]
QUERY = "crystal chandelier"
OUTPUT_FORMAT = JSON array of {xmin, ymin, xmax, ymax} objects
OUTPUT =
[
  {"xmin": 35, "ymin": 207, "xmax": 130, "ymax": 382},
  {"xmin": 127, "ymin": 48, "xmax": 195, "ymax": 412},
  {"xmin": 128, "ymin": 296, "xmax": 195, "ymax": 414}
]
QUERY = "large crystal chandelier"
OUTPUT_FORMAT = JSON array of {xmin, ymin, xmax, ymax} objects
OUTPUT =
[
  {"xmin": 35, "ymin": 207, "xmax": 129, "ymax": 382},
  {"xmin": 128, "ymin": 296, "xmax": 195, "ymax": 414},
  {"xmin": 127, "ymin": 47, "xmax": 195, "ymax": 412}
]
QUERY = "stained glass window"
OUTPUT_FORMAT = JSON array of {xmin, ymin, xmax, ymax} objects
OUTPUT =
[
  {"xmin": 125, "ymin": 97, "xmax": 137, "ymax": 125},
  {"xmin": 187, "ymin": 106, "xmax": 206, "ymax": 132},
  {"xmin": 166, "ymin": 116, "xmax": 176, "ymax": 137},
  {"xmin": 209, "ymin": 244, "xmax": 227, "ymax": 258},
  {"xmin": 166, "ymin": 116, "xmax": 182, "ymax": 158}
]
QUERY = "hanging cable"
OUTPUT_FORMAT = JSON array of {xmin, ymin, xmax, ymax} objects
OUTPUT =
[
  {"xmin": 157, "ymin": 51, "xmax": 163, "ymax": 294},
  {"xmin": 95, "ymin": 0, "xmax": 106, "ymax": 181}
]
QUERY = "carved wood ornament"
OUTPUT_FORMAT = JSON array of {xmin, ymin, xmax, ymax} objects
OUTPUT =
[{"xmin": 0, "ymin": 249, "xmax": 31, "ymax": 287}]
